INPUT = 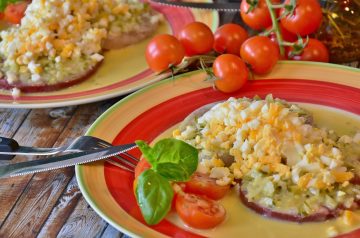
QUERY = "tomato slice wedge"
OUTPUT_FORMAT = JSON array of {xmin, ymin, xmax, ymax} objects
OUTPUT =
[
  {"xmin": 184, "ymin": 172, "xmax": 230, "ymax": 200},
  {"xmin": 175, "ymin": 193, "xmax": 226, "ymax": 229},
  {"xmin": 4, "ymin": 1, "xmax": 29, "ymax": 25}
]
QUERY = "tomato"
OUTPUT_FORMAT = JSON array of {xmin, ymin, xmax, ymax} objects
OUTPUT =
[
  {"xmin": 145, "ymin": 34, "xmax": 185, "ymax": 73},
  {"xmin": 184, "ymin": 172, "xmax": 230, "ymax": 200},
  {"xmin": 134, "ymin": 158, "xmax": 152, "ymax": 179},
  {"xmin": 213, "ymin": 23, "xmax": 248, "ymax": 55},
  {"xmin": 213, "ymin": 54, "xmax": 249, "ymax": 93},
  {"xmin": 280, "ymin": 0, "xmax": 322, "ymax": 36},
  {"xmin": 178, "ymin": 22, "xmax": 214, "ymax": 56},
  {"xmin": 268, "ymin": 24, "xmax": 297, "ymax": 43},
  {"xmin": 240, "ymin": 36, "xmax": 279, "ymax": 75},
  {"xmin": 175, "ymin": 193, "xmax": 226, "ymax": 229},
  {"xmin": 4, "ymin": 1, "xmax": 29, "ymax": 25},
  {"xmin": 288, "ymin": 38, "xmax": 329, "ymax": 62},
  {"xmin": 240, "ymin": 0, "xmax": 279, "ymax": 30}
]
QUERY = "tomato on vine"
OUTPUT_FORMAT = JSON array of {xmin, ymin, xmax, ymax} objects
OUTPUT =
[
  {"xmin": 280, "ymin": 0, "xmax": 322, "ymax": 36},
  {"xmin": 145, "ymin": 34, "xmax": 185, "ymax": 73},
  {"xmin": 178, "ymin": 22, "xmax": 214, "ymax": 56},
  {"xmin": 240, "ymin": 36, "xmax": 279, "ymax": 75},
  {"xmin": 213, "ymin": 54, "xmax": 249, "ymax": 93},
  {"xmin": 213, "ymin": 23, "xmax": 248, "ymax": 55},
  {"xmin": 288, "ymin": 38, "xmax": 329, "ymax": 62},
  {"xmin": 240, "ymin": 0, "xmax": 279, "ymax": 30}
]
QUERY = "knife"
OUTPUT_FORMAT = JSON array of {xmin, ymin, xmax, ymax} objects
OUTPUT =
[
  {"xmin": 0, "ymin": 143, "xmax": 136, "ymax": 178},
  {"xmin": 150, "ymin": 0, "xmax": 241, "ymax": 12}
]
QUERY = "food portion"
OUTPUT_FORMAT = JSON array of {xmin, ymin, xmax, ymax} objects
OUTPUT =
[
  {"xmin": 0, "ymin": 0, "xmax": 162, "ymax": 94},
  {"xmin": 173, "ymin": 95, "xmax": 360, "ymax": 222}
]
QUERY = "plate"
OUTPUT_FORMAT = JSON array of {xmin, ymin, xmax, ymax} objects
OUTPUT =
[
  {"xmin": 76, "ymin": 61, "xmax": 360, "ymax": 238},
  {"xmin": 0, "ymin": 1, "xmax": 218, "ymax": 108}
]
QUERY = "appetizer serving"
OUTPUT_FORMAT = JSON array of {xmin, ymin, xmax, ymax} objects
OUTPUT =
[
  {"xmin": 0, "ymin": 0, "xmax": 162, "ymax": 95},
  {"xmin": 134, "ymin": 95, "xmax": 360, "ymax": 235}
]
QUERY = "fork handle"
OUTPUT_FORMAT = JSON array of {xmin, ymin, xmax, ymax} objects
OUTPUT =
[{"xmin": 0, "ymin": 137, "xmax": 18, "ymax": 160}]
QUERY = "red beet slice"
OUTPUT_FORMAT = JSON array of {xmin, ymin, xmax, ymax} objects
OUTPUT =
[
  {"xmin": 238, "ymin": 187, "xmax": 341, "ymax": 222},
  {"xmin": 0, "ymin": 61, "xmax": 102, "ymax": 93}
]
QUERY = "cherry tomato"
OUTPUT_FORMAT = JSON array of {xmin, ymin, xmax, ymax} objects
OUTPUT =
[
  {"xmin": 213, "ymin": 23, "xmax": 248, "ymax": 55},
  {"xmin": 134, "ymin": 158, "xmax": 152, "ymax": 179},
  {"xmin": 240, "ymin": 0, "xmax": 279, "ymax": 30},
  {"xmin": 184, "ymin": 172, "xmax": 230, "ymax": 200},
  {"xmin": 213, "ymin": 54, "xmax": 249, "ymax": 93},
  {"xmin": 268, "ymin": 24, "xmax": 297, "ymax": 43},
  {"xmin": 4, "ymin": 1, "xmax": 29, "ymax": 24},
  {"xmin": 145, "ymin": 34, "xmax": 185, "ymax": 73},
  {"xmin": 0, "ymin": 12, "xmax": 4, "ymax": 20},
  {"xmin": 240, "ymin": 36, "xmax": 279, "ymax": 75},
  {"xmin": 280, "ymin": 0, "xmax": 322, "ymax": 36},
  {"xmin": 288, "ymin": 38, "xmax": 329, "ymax": 62},
  {"xmin": 178, "ymin": 22, "xmax": 214, "ymax": 56},
  {"xmin": 175, "ymin": 193, "xmax": 226, "ymax": 229}
]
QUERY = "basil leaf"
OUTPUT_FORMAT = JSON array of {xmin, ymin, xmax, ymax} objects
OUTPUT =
[
  {"xmin": 136, "ymin": 138, "xmax": 198, "ymax": 181},
  {"xmin": 135, "ymin": 169, "xmax": 173, "ymax": 225}
]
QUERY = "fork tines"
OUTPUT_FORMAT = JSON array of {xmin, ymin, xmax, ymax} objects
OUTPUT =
[{"xmin": 106, "ymin": 152, "xmax": 139, "ymax": 172}]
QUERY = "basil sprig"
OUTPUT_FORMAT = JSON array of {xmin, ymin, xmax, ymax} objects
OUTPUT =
[{"xmin": 134, "ymin": 138, "xmax": 198, "ymax": 225}]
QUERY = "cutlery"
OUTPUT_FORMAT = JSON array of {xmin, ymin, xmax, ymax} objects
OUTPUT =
[
  {"xmin": 0, "ymin": 136, "xmax": 123, "ymax": 157},
  {"xmin": 0, "ymin": 142, "xmax": 137, "ymax": 178},
  {"xmin": 150, "ymin": 0, "xmax": 241, "ymax": 11}
]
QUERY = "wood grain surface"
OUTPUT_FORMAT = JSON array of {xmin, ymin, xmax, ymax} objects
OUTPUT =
[{"xmin": 0, "ymin": 9, "xmax": 358, "ymax": 238}]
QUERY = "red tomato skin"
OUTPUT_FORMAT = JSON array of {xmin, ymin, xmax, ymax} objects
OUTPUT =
[
  {"xmin": 134, "ymin": 158, "xmax": 152, "ymax": 179},
  {"xmin": 240, "ymin": 36, "xmax": 279, "ymax": 75},
  {"xmin": 289, "ymin": 38, "xmax": 329, "ymax": 62},
  {"xmin": 175, "ymin": 193, "xmax": 226, "ymax": 229},
  {"xmin": 240, "ymin": 0, "xmax": 279, "ymax": 30},
  {"xmin": 269, "ymin": 24, "xmax": 298, "ymax": 43},
  {"xmin": 280, "ymin": 0, "xmax": 323, "ymax": 36},
  {"xmin": 212, "ymin": 54, "xmax": 249, "ymax": 93},
  {"xmin": 184, "ymin": 172, "xmax": 230, "ymax": 200},
  {"xmin": 4, "ymin": 1, "xmax": 28, "ymax": 24},
  {"xmin": 145, "ymin": 34, "xmax": 185, "ymax": 73},
  {"xmin": 178, "ymin": 22, "xmax": 214, "ymax": 56},
  {"xmin": 213, "ymin": 23, "xmax": 248, "ymax": 55}
]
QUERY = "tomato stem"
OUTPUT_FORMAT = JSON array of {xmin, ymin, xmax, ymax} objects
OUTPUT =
[{"xmin": 265, "ymin": 0, "xmax": 285, "ymax": 57}]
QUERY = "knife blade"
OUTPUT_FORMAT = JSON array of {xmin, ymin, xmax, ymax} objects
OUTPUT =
[
  {"xmin": 0, "ymin": 143, "xmax": 137, "ymax": 178},
  {"xmin": 150, "ymin": 0, "xmax": 241, "ymax": 12}
]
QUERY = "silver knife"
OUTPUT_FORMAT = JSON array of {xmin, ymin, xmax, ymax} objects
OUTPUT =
[
  {"xmin": 0, "ymin": 143, "xmax": 136, "ymax": 178},
  {"xmin": 150, "ymin": 0, "xmax": 241, "ymax": 12}
]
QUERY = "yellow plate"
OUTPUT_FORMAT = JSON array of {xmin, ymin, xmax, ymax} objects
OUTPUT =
[{"xmin": 76, "ymin": 61, "xmax": 360, "ymax": 238}]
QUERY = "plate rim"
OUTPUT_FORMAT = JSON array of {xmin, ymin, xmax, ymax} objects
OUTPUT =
[{"xmin": 76, "ymin": 60, "xmax": 360, "ymax": 237}]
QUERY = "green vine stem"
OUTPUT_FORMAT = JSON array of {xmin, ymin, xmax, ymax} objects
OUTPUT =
[{"xmin": 265, "ymin": 0, "xmax": 285, "ymax": 57}]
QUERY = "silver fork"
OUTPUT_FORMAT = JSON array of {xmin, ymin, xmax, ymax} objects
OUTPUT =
[{"xmin": 0, "ymin": 136, "xmax": 138, "ymax": 172}]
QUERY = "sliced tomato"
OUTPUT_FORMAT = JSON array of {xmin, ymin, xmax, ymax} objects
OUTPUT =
[
  {"xmin": 134, "ymin": 158, "xmax": 151, "ymax": 179},
  {"xmin": 176, "ymin": 193, "xmax": 226, "ymax": 229},
  {"xmin": 184, "ymin": 172, "xmax": 230, "ymax": 200},
  {"xmin": 4, "ymin": 1, "xmax": 29, "ymax": 25}
]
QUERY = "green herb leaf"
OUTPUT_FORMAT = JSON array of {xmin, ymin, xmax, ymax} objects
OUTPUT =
[
  {"xmin": 136, "ymin": 138, "xmax": 198, "ymax": 181},
  {"xmin": 135, "ymin": 169, "xmax": 174, "ymax": 225},
  {"xmin": 0, "ymin": 0, "xmax": 21, "ymax": 11}
]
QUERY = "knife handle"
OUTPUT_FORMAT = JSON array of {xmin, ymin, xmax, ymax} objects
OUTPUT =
[{"xmin": 0, "ymin": 137, "xmax": 18, "ymax": 160}]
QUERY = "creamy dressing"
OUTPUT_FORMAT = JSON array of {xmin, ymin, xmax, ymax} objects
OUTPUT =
[{"xmin": 152, "ymin": 103, "xmax": 360, "ymax": 238}]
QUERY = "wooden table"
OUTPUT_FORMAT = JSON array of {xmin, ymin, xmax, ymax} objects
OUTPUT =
[{"xmin": 0, "ymin": 9, "xmax": 359, "ymax": 238}]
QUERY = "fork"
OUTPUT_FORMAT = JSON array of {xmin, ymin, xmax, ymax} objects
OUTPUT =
[{"xmin": 0, "ymin": 136, "xmax": 138, "ymax": 172}]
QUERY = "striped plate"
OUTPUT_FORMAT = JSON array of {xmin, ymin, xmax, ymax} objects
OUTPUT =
[{"xmin": 76, "ymin": 61, "xmax": 360, "ymax": 238}]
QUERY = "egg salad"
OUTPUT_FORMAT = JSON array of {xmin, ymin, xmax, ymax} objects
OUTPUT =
[
  {"xmin": 173, "ymin": 95, "xmax": 360, "ymax": 218},
  {"xmin": 0, "ymin": 0, "xmax": 162, "ymax": 92}
]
